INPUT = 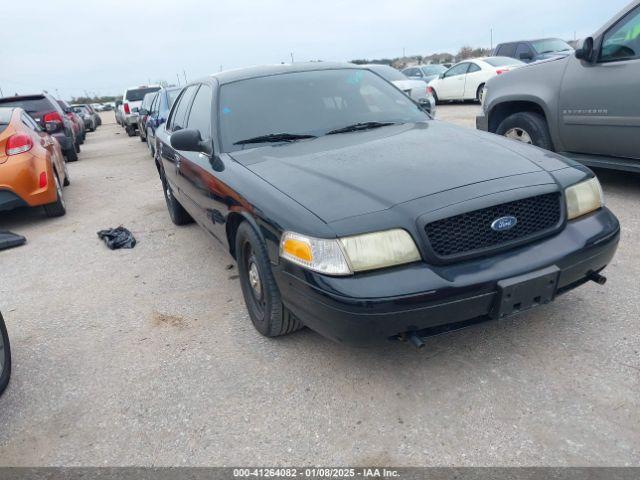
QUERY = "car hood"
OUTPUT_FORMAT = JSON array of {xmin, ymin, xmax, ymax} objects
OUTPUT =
[{"xmin": 230, "ymin": 122, "xmax": 568, "ymax": 223}]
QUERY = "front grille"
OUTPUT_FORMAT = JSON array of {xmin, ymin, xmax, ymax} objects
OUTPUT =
[{"xmin": 424, "ymin": 192, "xmax": 562, "ymax": 259}]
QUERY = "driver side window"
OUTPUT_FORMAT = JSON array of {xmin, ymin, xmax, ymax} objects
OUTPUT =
[
  {"xmin": 445, "ymin": 63, "xmax": 470, "ymax": 78},
  {"xmin": 600, "ymin": 6, "xmax": 640, "ymax": 62}
]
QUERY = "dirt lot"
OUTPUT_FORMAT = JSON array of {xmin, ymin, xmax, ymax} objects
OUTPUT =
[{"xmin": 0, "ymin": 106, "xmax": 638, "ymax": 466}]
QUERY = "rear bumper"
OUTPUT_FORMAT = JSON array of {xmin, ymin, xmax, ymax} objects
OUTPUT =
[
  {"xmin": 0, "ymin": 190, "xmax": 28, "ymax": 212},
  {"xmin": 275, "ymin": 207, "xmax": 620, "ymax": 346},
  {"xmin": 124, "ymin": 115, "xmax": 139, "ymax": 126}
]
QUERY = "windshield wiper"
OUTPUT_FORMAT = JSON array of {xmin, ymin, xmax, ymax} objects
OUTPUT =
[
  {"xmin": 326, "ymin": 121, "xmax": 398, "ymax": 135},
  {"xmin": 233, "ymin": 133, "xmax": 317, "ymax": 145}
]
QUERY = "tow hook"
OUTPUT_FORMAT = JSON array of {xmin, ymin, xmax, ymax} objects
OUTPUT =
[{"xmin": 588, "ymin": 271, "xmax": 607, "ymax": 285}]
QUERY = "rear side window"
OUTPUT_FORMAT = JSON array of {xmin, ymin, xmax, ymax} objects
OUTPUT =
[
  {"xmin": 0, "ymin": 97, "xmax": 53, "ymax": 114},
  {"xmin": 186, "ymin": 85, "xmax": 213, "ymax": 140},
  {"xmin": 22, "ymin": 113, "xmax": 41, "ymax": 131},
  {"xmin": 169, "ymin": 85, "xmax": 198, "ymax": 131},
  {"xmin": 496, "ymin": 43, "xmax": 517, "ymax": 57},
  {"xmin": 125, "ymin": 87, "xmax": 160, "ymax": 102},
  {"xmin": 467, "ymin": 63, "xmax": 481, "ymax": 73}
]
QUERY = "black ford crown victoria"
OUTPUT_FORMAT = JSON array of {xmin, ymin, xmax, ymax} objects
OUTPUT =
[{"xmin": 154, "ymin": 63, "xmax": 619, "ymax": 347}]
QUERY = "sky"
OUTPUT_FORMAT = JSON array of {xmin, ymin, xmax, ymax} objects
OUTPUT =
[{"xmin": 0, "ymin": 0, "xmax": 630, "ymax": 100}]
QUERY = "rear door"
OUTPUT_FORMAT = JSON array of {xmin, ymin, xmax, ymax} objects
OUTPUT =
[
  {"xmin": 559, "ymin": 5, "xmax": 640, "ymax": 160},
  {"xmin": 462, "ymin": 62, "xmax": 484, "ymax": 99},
  {"xmin": 160, "ymin": 85, "xmax": 198, "ymax": 202}
]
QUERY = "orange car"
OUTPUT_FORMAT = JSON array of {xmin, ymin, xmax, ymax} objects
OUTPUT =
[{"xmin": 0, "ymin": 107, "xmax": 69, "ymax": 217}]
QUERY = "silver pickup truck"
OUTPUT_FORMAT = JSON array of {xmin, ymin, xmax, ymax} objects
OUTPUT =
[{"xmin": 477, "ymin": 0, "xmax": 640, "ymax": 173}]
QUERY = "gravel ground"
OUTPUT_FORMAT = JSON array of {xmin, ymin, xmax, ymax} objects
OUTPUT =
[{"xmin": 0, "ymin": 108, "xmax": 638, "ymax": 466}]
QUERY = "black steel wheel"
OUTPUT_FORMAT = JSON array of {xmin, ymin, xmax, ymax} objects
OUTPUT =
[{"xmin": 235, "ymin": 222, "xmax": 303, "ymax": 337}]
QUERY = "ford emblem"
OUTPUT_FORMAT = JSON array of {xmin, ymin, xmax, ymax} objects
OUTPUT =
[{"xmin": 491, "ymin": 216, "xmax": 518, "ymax": 232}]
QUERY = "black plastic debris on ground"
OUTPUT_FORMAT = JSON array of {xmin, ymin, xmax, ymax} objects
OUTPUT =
[
  {"xmin": 0, "ymin": 231, "xmax": 26, "ymax": 251},
  {"xmin": 97, "ymin": 226, "xmax": 137, "ymax": 250}
]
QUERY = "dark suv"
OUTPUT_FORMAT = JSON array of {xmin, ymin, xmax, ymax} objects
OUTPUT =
[
  {"xmin": 493, "ymin": 38, "xmax": 573, "ymax": 63},
  {"xmin": 0, "ymin": 93, "xmax": 78, "ymax": 161}
]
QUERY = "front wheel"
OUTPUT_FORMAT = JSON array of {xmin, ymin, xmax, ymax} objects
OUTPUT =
[
  {"xmin": 235, "ymin": 222, "xmax": 303, "ymax": 338},
  {"xmin": 476, "ymin": 84, "xmax": 486, "ymax": 103},
  {"xmin": 0, "ymin": 311, "xmax": 11, "ymax": 396},
  {"xmin": 496, "ymin": 112, "xmax": 554, "ymax": 151}
]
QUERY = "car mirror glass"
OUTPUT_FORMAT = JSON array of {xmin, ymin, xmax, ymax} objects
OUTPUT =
[{"xmin": 575, "ymin": 37, "xmax": 594, "ymax": 61}]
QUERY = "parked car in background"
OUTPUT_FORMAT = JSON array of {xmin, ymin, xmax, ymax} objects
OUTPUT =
[
  {"xmin": 115, "ymin": 100, "xmax": 124, "ymax": 125},
  {"xmin": 154, "ymin": 63, "xmax": 619, "ymax": 347},
  {"xmin": 72, "ymin": 103, "xmax": 101, "ymax": 129},
  {"xmin": 402, "ymin": 64, "xmax": 449, "ymax": 83},
  {"xmin": 137, "ymin": 92, "xmax": 157, "ymax": 143},
  {"xmin": 478, "ymin": 0, "xmax": 640, "ymax": 173},
  {"xmin": 121, "ymin": 85, "xmax": 161, "ymax": 136},
  {"xmin": 57, "ymin": 100, "xmax": 85, "ymax": 148},
  {"xmin": 428, "ymin": 57, "xmax": 524, "ymax": 103},
  {"xmin": 0, "ymin": 93, "xmax": 78, "ymax": 162},
  {"xmin": 91, "ymin": 103, "xmax": 105, "ymax": 112},
  {"xmin": 362, "ymin": 64, "xmax": 436, "ymax": 116},
  {"xmin": 143, "ymin": 86, "xmax": 180, "ymax": 157},
  {"xmin": 0, "ymin": 107, "xmax": 69, "ymax": 217},
  {"xmin": 0, "ymin": 311, "xmax": 10, "ymax": 396},
  {"xmin": 493, "ymin": 38, "xmax": 574, "ymax": 63},
  {"xmin": 71, "ymin": 104, "xmax": 97, "ymax": 132}
]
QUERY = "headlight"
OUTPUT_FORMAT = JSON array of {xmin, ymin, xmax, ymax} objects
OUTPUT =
[
  {"xmin": 565, "ymin": 177, "xmax": 604, "ymax": 220},
  {"xmin": 280, "ymin": 229, "xmax": 421, "ymax": 276}
]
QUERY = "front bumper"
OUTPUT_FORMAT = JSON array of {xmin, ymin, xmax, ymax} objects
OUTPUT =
[
  {"xmin": 476, "ymin": 111, "xmax": 489, "ymax": 131},
  {"xmin": 275, "ymin": 208, "xmax": 620, "ymax": 346}
]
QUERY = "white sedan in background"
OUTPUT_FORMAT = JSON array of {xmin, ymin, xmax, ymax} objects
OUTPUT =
[
  {"xmin": 427, "ymin": 57, "xmax": 524, "ymax": 103},
  {"xmin": 363, "ymin": 64, "xmax": 437, "ymax": 116}
]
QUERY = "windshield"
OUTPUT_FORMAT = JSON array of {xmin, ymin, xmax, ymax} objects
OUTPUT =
[
  {"xmin": 367, "ymin": 65, "xmax": 408, "ymax": 82},
  {"xmin": 219, "ymin": 69, "xmax": 427, "ymax": 152},
  {"xmin": 125, "ymin": 87, "xmax": 160, "ymax": 102},
  {"xmin": 421, "ymin": 65, "xmax": 448, "ymax": 75},
  {"xmin": 531, "ymin": 39, "xmax": 572, "ymax": 54},
  {"xmin": 483, "ymin": 57, "xmax": 525, "ymax": 67}
]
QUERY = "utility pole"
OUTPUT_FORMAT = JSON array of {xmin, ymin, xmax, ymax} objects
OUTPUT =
[
  {"xmin": 290, "ymin": 52, "xmax": 294, "ymax": 63},
  {"xmin": 176, "ymin": 73, "xmax": 181, "ymax": 86},
  {"xmin": 183, "ymin": 70, "xmax": 187, "ymax": 84},
  {"xmin": 403, "ymin": 47, "xmax": 406, "ymax": 58},
  {"xmin": 490, "ymin": 28, "xmax": 493, "ymax": 51},
  {"xmin": 0, "ymin": 86, "xmax": 3, "ymax": 97}
]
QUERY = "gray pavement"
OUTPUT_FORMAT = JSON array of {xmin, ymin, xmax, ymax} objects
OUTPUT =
[{"xmin": 0, "ymin": 108, "xmax": 638, "ymax": 466}]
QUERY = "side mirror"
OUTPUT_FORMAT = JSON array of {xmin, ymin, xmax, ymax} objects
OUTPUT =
[
  {"xmin": 170, "ymin": 128, "xmax": 212, "ymax": 155},
  {"xmin": 439, "ymin": 73, "xmax": 445, "ymax": 79},
  {"xmin": 519, "ymin": 52, "xmax": 533, "ymax": 61},
  {"xmin": 139, "ymin": 108, "xmax": 149, "ymax": 116},
  {"xmin": 575, "ymin": 37, "xmax": 594, "ymax": 61}
]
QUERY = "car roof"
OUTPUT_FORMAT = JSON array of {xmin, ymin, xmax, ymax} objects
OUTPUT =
[
  {"xmin": 125, "ymin": 85, "xmax": 161, "ymax": 91},
  {"xmin": 497, "ymin": 37, "xmax": 564, "ymax": 45},
  {"xmin": 207, "ymin": 62, "xmax": 361, "ymax": 85},
  {"xmin": 0, "ymin": 94, "xmax": 47, "ymax": 103}
]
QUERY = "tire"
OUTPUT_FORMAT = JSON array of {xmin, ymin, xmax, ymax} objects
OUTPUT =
[
  {"xmin": 235, "ymin": 222, "xmax": 303, "ymax": 338},
  {"xmin": 139, "ymin": 128, "xmax": 146, "ymax": 142},
  {"xmin": 161, "ymin": 171, "xmax": 193, "ymax": 225},
  {"xmin": 476, "ymin": 83, "xmax": 485, "ymax": 103},
  {"xmin": 0, "ymin": 312, "xmax": 11, "ymax": 396},
  {"xmin": 75, "ymin": 142, "xmax": 81, "ymax": 153},
  {"xmin": 147, "ymin": 129, "xmax": 155, "ymax": 158},
  {"xmin": 126, "ymin": 126, "xmax": 136, "ymax": 137},
  {"xmin": 43, "ymin": 174, "xmax": 66, "ymax": 217},
  {"xmin": 64, "ymin": 147, "xmax": 78, "ymax": 162},
  {"xmin": 431, "ymin": 89, "xmax": 439, "ymax": 105},
  {"xmin": 496, "ymin": 112, "xmax": 554, "ymax": 151},
  {"xmin": 62, "ymin": 161, "xmax": 71, "ymax": 186}
]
